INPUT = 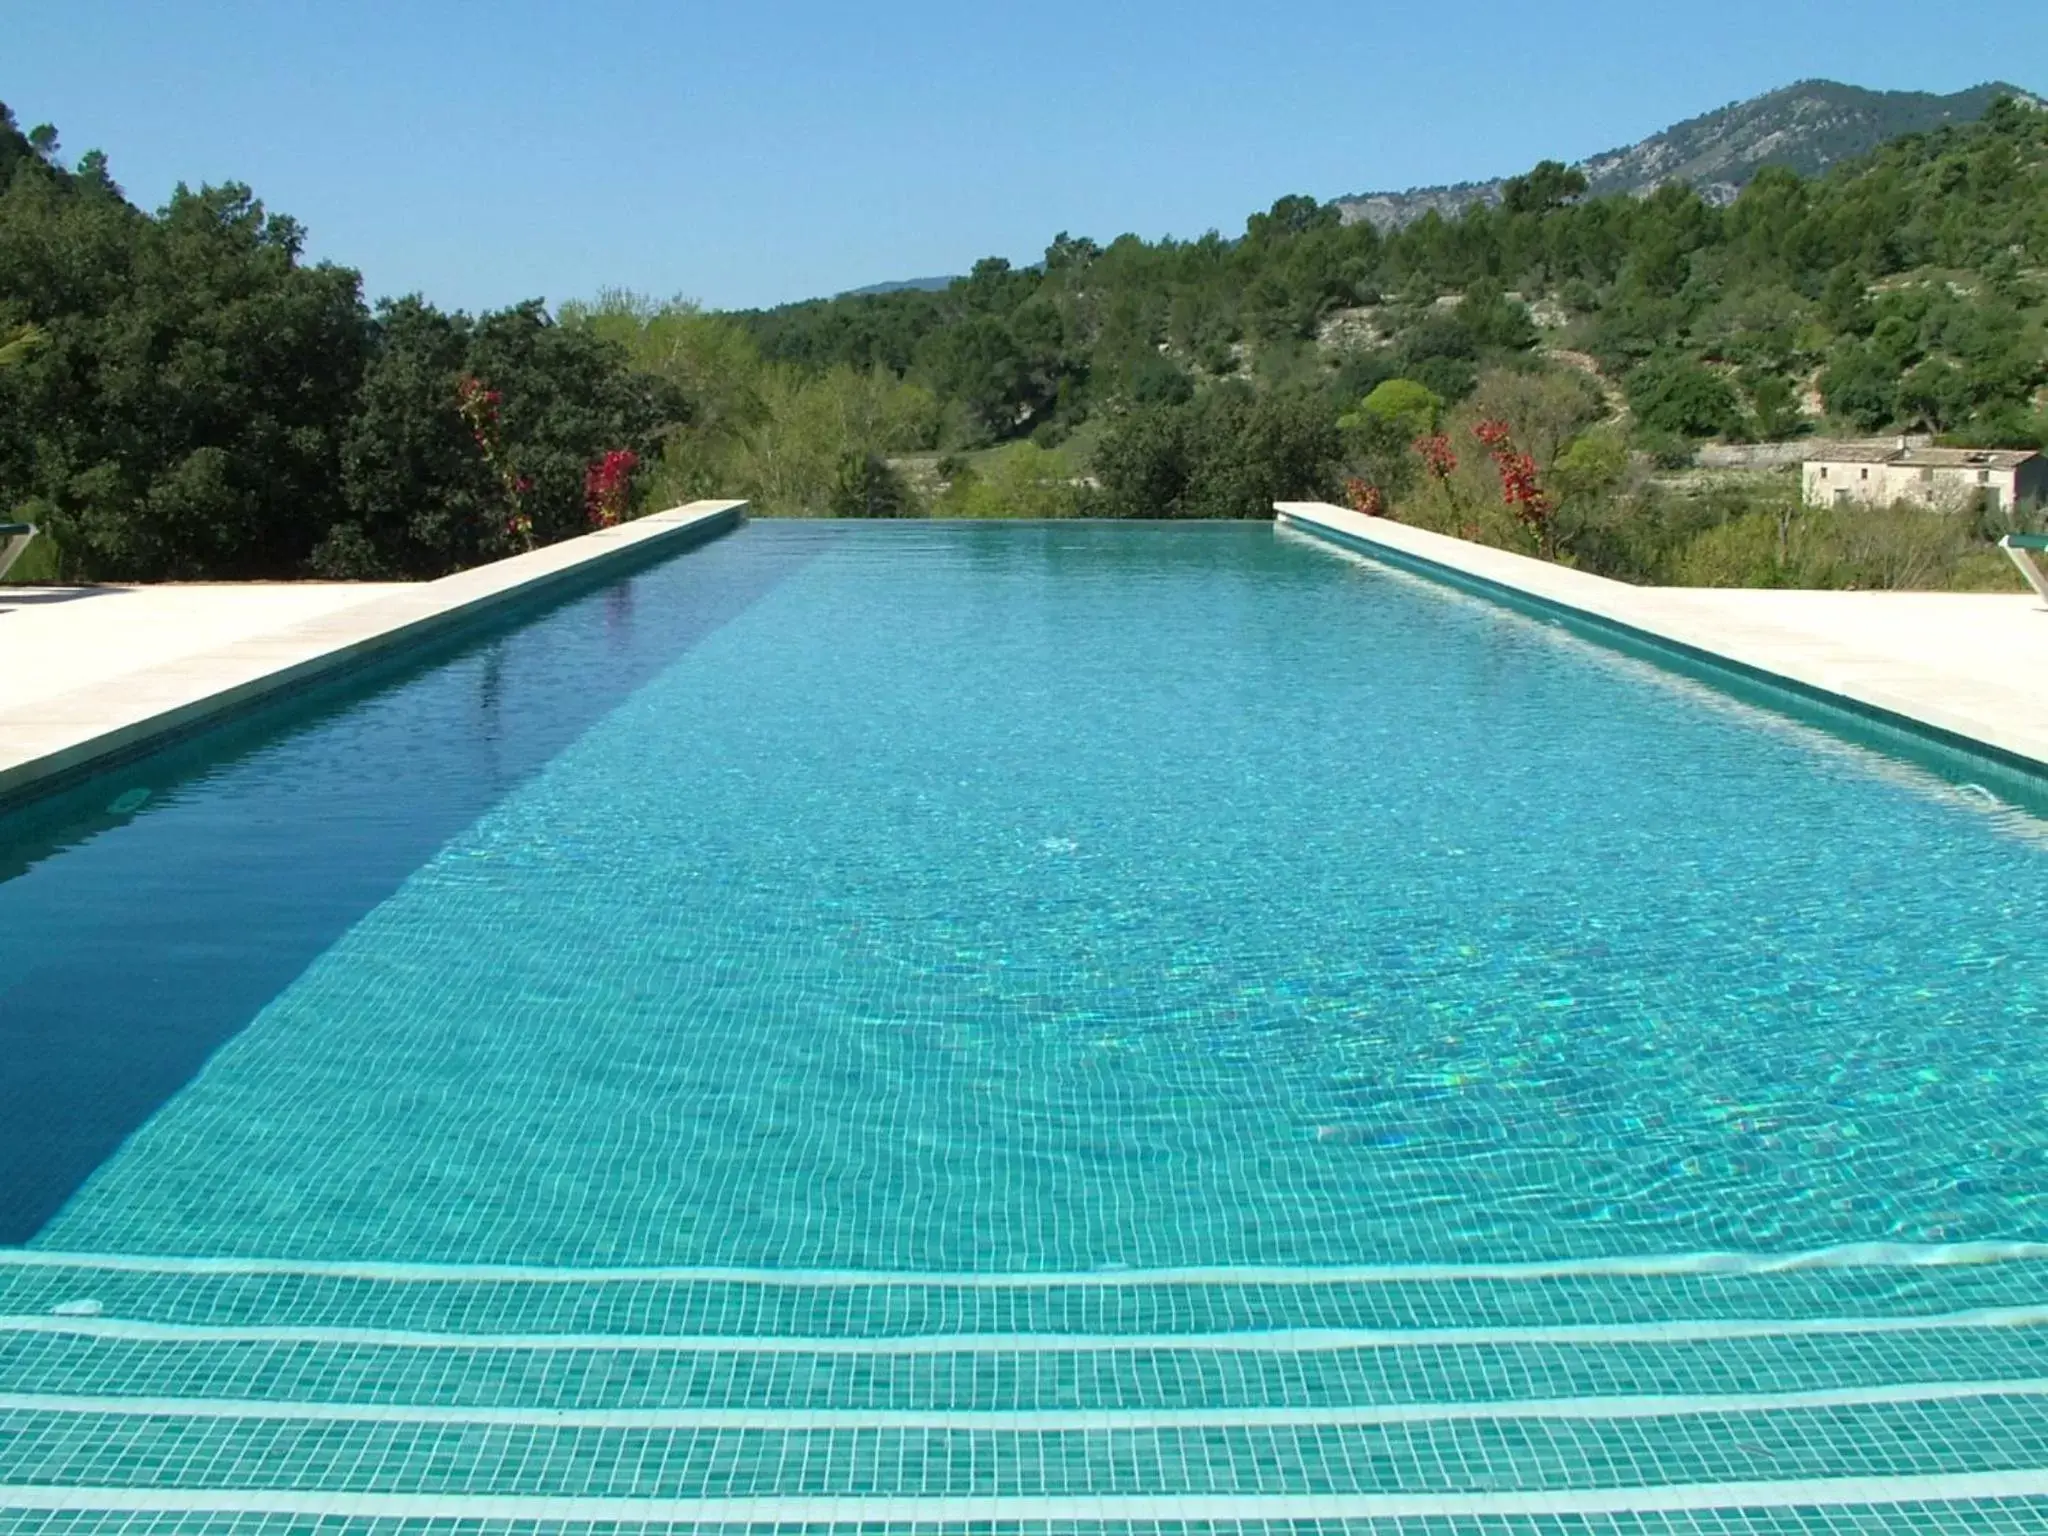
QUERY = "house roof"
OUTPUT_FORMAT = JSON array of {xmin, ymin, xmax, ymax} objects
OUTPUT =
[
  {"xmin": 1894, "ymin": 447, "xmax": 2040, "ymax": 470},
  {"xmin": 1804, "ymin": 443, "xmax": 2040, "ymax": 470}
]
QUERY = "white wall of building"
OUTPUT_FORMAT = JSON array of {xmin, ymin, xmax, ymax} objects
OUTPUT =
[{"xmin": 1803, "ymin": 460, "xmax": 2024, "ymax": 511}]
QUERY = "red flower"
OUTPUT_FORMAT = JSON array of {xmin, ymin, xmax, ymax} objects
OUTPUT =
[
  {"xmin": 1471, "ymin": 421, "xmax": 1553, "ymax": 544},
  {"xmin": 455, "ymin": 375, "xmax": 502, "ymax": 433},
  {"xmin": 1413, "ymin": 433, "xmax": 1457, "ymax": 479},
  {"xmin": 1343, "ymin": 477, "xmax": 1387, "ymax": 518},
  {"xmin": 584, "ymin": 448, "xmax": 639, "ymax": 528},
  {"xmin": 457, "ymin": 374, "xmax": 538, "ymax": 550}
]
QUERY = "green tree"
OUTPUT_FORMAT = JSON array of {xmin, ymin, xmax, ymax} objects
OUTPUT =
[
  {"xmin": 1096, "ymin": 387, "xmax": 1340, "ymax": 518},
  {"xmin": 0, "ymin": 149, "xmax": 370, "ymax": 579},
  {"xmin": 1043, "ymin": 232, "xmax": 1101, "ymax": 273},
  {"xmin": 1459, "ymin": 285, "xmax": 1539, "ymax": 351},
  {"xmin": 1897, "ymin": 358, "xmax": 1971, "ymax": 432},
  {"xmin": 1346, "ymin": 378, "xmax": 1443, "ymax": 439},
  {"xmin": 1125, "ymin": 351, "xmax": 1194, "ymax": 406},
  {"xmin": 1502, "ymin": 160, "xmax": 1588, "ymax": 216},
  {"xmin": 328, "ymin": 299, "xmax": 665, "ymax": 577},
  {"xmin": 915, "ymin": 315, "xmax": 1030, "ymax": 443},
  {"xmin": 326, "ymin": 298, "xmax": 494, "ymax": 576},
  {"xmin": 1391, "ymin": 314, "xmax": 1481, "ymax": 402},
  {"xmin": 1820, "ymin": 341, "xmax": 1900, "ymax": 431},
  {"xmin": 1091, "ymin": 406, "xmax": 1189, "ymax": 518},
  {"xmin": 1550, "ymin": 429, "xmax": 1630, "ymax": 501},
  {"xmin": 1741, "ymin": 370, "xmax": 1806, "ymax": 440},
  {"xmin": 1245, "ymin": 194, "xmax": 1339, "ymax": 242},
  {"xmin": 561, "ymin": 293, "xmax": 772, "ymax": 506},
  {"xmin": 1626, "ymin": 356, "xmax": 1741, "ymax": 439},
  {"xmin": 1819, "ymin": 265, "xmax": 1873, "ymax": 335}
]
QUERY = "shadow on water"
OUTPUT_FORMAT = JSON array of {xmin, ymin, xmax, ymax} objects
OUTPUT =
[{"xmin": 0, "ymin": 524, "xmax": 818, "ymax": 1243}]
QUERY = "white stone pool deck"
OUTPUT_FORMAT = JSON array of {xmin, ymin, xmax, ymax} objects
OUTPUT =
[
  {"xmin": 1277, "ymin": 501, "xmax": 2048, "ymax": 774},
  {"xmin": 0, "ymin": 501, "xmax": 744, "ymax": 800},
  {"xmin": 0, "ymin": 582, "xmax": 414, "ymax": 713}
]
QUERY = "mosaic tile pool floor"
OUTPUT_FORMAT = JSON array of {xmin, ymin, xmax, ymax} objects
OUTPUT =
[{"xmin": 4, "ymin": 521, "xmax": 2048, "ymax": 1531}]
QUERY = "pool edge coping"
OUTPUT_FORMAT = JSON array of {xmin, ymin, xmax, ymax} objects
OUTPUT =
[
  {"xmin": 0, "ymin": 500, "xmax": 747, "ymax": 805},
  {"xmin": 1274, "ymin": 500, "xmax": 2048, "ymax": 781}
]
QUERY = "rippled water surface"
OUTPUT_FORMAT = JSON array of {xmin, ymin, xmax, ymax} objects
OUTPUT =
[{"xmin": 5, "ymin": 520, "xmax": 2046, "ymax": 1265}]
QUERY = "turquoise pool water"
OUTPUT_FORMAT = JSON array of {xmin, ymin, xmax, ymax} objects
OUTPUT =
[{"xmin": 4, "ymin": 519, "xmax": 2048, "ymax": 1531}]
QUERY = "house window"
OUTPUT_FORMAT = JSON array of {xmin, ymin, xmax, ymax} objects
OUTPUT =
[
  {"xmin": 1979, "ymin": 471, "xmax": 1991, "ymax": 484},
  {"xmin": 1860, "ymin": 468, "xmax": 1869, "ymax": 480},
  {"xmin": 1819, "ymin": 467, "xmax": 1829, "ymax": 480}
]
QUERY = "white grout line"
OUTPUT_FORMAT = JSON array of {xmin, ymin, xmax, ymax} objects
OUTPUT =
[
  {"xmin": 3, "ymin": 1377, "xmax": 2047, "ymax": 1430},
  {"xmin": 6, "ymin": 1476, "xmax": 2048, "ymax": 1518},
  {"xmin": 7, "ymin": 1239, "xmax": 2048, "ymax": 1285},
  {"xmin": 8, "ymin": 1307, "xmax": 2048, "ymax": 1353}
]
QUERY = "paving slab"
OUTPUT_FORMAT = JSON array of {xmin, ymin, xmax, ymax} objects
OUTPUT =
[
  {"xmin": 1275, "ymin": 501, "xmax": 2048, "ymax": 774},
  {"xmin": 0, "ymin": 583, "xmax": 411, "ymax": 713},
  {"xmin": 0, "ymin": 501, "xmax": 745, "ymax": 801}
]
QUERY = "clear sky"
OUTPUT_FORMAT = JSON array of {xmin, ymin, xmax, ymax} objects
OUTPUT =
[{"xmin": 5, "ymin": 0, "xmax": 2044, "ymax": 314}]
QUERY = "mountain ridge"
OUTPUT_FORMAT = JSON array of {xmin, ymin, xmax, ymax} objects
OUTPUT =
[
  {"xmin": 1335, "ymin": 78, "xmax": 2046, "ymax": 230},
  {"xmin": 838, "ymin": 275, "xmax": 957, "ymax": 298}
]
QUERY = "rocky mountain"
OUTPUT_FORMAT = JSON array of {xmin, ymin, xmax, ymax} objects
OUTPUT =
[
  {"xmin": 1335, "ymin": 79, "xmax": 2046, "ymax": 230},
  {"xmin": 839, "ymin": 276, "xmax": 956, "ymax": 298}
]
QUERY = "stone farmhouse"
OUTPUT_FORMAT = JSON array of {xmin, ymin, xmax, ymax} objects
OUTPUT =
[{"xmin": 1802, "ymin": 440, "xmax": 2047, "ymax": 514}]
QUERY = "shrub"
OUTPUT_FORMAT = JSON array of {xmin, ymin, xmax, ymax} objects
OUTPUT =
[
  {"xmin": 829, "ymin": 452, "xmax": 917, "ymax": 518},
  {"xmin": 1671, "ymin": 500, "xmax": 1994, "ymax": 590},
  {"xmin": 1095, "ymin": 387, "xmax": 1340, "ymax": 518},
  {"xmin": 937, "ymin": 442, "xmax": 1089, "ymax": 519},
  {"xmin": 1633, "ymin": 427, "xmax": 1698, "ymax": 470},
  {"xmin": 1819, "ymin": 341, "xmax": 1900, "ymax": 431},
  {"xmin": 1347, "ymin": 378, "xmax": 1444, "ymax": 438},
  {"xmin": 1626, "ymin": 356, "xmax": 1741, "ymax": 439}
]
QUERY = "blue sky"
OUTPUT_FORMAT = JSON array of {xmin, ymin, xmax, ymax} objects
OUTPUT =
[{"xmin": 5, "ymin": 0, "xmax": 2044, "ymax": 313}]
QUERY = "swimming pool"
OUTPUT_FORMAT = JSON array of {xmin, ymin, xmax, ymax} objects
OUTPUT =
[{"xmin": 3, "ymin": 519, "xmax": 2047, "ymax": 1530}]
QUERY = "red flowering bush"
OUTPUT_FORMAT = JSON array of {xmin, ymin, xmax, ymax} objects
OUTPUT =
[
  {"xmin": 584, "ymin": 449, "xmax": 639, "ymax": 528},
  {"xmin": 1412, "ymin": 433, "xmax": 1458, "ymax": 480},
  {"xmin": 1472, "ymin": 419, "xmax": 1554, "ymax": 554},
  {"xmin": 1343, "ymin": 477, "xmax": 1387, "ymax": 518},
  {"xmin": 454, "ymin": 375, "xmax": 500, "ymax": 448},
  {"xmin": 456, "ymin": 373, "xmax": 535, "ymax": 549}
]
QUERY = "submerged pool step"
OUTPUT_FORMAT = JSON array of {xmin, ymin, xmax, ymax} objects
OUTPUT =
[
  {"xmin": 9, "ymin": 1494, "xmax": 2048, "ymax": 1535},
  {"xmin": 7, "ymin": 1251, "xmax": 2048, "ymax": 1336},
  {"xmin": 14, "ymin": 1323, "xmax": 2048, "ymax": 1412},
  {"xmin": 5, "ymin": 1393, "xmax": 2048, "ymax": 1497},
  {"xmin": 6, "ymin": 1253, "xmax": 2048, "ymax": 1526}
]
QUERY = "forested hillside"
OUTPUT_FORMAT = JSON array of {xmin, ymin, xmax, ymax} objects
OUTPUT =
[
  {"xmin": 1333, "ymin": 79, "xmax": 2041, "ymax": 229},
  {"xmin": 693, "ymin": 91, "xmax": 2047, "ymax": 583},
  {"xmin": 2, "ymin": 89, "xmax": 2045, "ymax": 586},
  {"xmin": 730, "ymin": 93, "xmax": 2048, "ymax": 467},
  {"xmin": 0, "ymin": 106, "xmax": 664, "ymax": 581}
]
